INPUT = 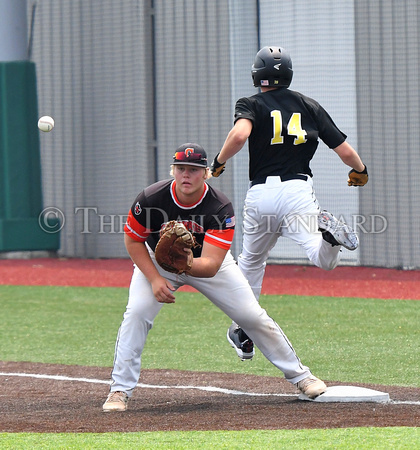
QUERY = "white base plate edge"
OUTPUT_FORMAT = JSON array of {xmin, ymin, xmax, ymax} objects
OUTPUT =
[{"xmin": 299, "ymin": 385, "xmax": 390, "ymax": 403}]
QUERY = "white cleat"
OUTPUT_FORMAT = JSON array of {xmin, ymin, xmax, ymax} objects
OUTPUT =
[{"xmin": 318, "ymin": 211, "xmax": 359, "ymax": 250}]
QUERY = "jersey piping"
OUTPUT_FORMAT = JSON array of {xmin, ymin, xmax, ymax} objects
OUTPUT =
[{"xmin": 170, "ymin": 180, "xmax": 209, "ymax": 209}]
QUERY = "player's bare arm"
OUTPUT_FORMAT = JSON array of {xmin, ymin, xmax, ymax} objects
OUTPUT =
[
  {"xmin": 217, "ymin": 118, "xmax": 253, "ymax": 164},
  {"xmin": 124, "ymin": 234, "xmax": 176, "ymax": 303},
  {"xmin": 333, "ymin": 141, "xmax": 365, "ymax": 172},
  {"xmin": 218, "ymin": 118, "xmax": 253, "ymax": 162},
  {"xmin": 211, "ymin": 119, "xmax": 253, "ymax": 177},
  {"xmin": 187, "ymin": 241, "xmax": 228, "ymax": 278},
  {"xmin": 334, "ymin": 142, "xmax": 368, "ymax": 187}
]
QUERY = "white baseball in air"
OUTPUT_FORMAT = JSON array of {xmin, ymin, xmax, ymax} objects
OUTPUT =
[{"xmin": 38, "ymin": 116, "xmax": 55, "ymax": 132}]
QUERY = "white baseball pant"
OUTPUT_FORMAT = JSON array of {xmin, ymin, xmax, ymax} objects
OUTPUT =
[
  {"xmin": 238, "ymin": 176, "xmax": 341, "ymax": 300},
  {"xmin": 110, "ymin": 248, "xmax": 314, "ymax": 396}
]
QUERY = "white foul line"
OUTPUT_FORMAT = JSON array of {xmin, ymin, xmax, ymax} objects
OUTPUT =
[
  {"xmin": 1, "ymin": 372, "xmax": 419, "ymax": 405},
  {"xmin": 0, "ymin": 372, "xmax": 296, "ymax": 397}
]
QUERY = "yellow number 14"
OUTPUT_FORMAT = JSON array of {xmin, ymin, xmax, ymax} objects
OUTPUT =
[{"xmin": 270, "ymin": 110, "xmax": 307, "ymax": 145}]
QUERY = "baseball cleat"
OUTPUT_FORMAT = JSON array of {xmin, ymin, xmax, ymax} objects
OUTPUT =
[
  {"xmin": 103, "ymin": 391, "xmax": 128, "ymax": 412},
  {"xmin": 296, "ymin": 376, "xmax": 327, "ymax": 399},
  {"xmin": 227, "ymin": 324, "xmax": 255, "ymax": 361},
  {"xmin": 318, "ymin": 211, "xmax": 359, "ymax": 250}
]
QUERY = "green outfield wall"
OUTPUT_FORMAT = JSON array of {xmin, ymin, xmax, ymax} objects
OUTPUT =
[{"xmin": 0, "ymin": 61, "xmax": 59, "ymax": 252}]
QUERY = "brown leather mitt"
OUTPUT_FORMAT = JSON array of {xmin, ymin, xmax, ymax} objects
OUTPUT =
[
  {"xmin": 155, "ymin": 221, "xmax": 197, "ymax": 274},
  {"xmin": 348, "ymin": 165, "xmax": 368, "ymax": 186}
]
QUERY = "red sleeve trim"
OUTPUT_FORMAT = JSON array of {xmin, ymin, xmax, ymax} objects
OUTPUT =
[
  {"xmin": 204, "ymin": 229, "xmax": 234, "ymax": 250},
  {"xmin": 124, "ymin": 210, "xmax": 151, "ymax": 242}
]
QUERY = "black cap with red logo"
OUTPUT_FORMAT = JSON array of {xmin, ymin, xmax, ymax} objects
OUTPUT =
[{"xmin": 172, "ymin": 143, "xmax": 208, "ymax": 167}]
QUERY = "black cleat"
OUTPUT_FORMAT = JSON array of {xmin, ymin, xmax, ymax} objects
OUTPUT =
[{"xmin": 227, "ymin": 324, "xmax": 255, "ymax": 360}]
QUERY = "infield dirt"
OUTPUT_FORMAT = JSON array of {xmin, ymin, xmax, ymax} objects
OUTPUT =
[{"xmin": 1, "ymin": 258, "xmax": 419, "ymax": 431}]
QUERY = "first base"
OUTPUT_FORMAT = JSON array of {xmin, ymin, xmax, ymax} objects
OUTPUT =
[{"xmin": 299, "ymin": 386, "xmax": 390, "ymax": 403}]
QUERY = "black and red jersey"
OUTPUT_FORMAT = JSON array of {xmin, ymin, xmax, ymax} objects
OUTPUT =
[
  {"xmin": 124, "ymin": 179, "xmax": 235, "ymax": 257},
  {"xmin": 234, "ymin": 87, "xmax": 347, "ymax": 181}
]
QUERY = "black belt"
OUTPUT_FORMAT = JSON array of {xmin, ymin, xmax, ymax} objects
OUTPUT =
[{"xmin": 250, "ymin": 174, "xmax": 309, "ymax": 187}]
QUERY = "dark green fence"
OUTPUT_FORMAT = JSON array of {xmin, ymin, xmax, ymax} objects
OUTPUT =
[{"xmin": 0, "ymin": 61, "xmax": 59, "ymax": 252}]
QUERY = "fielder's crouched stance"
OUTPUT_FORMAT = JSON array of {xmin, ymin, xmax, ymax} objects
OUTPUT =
[{"xmin": 103, "ymin": 143, "xmax": 326, "ymax": 412}]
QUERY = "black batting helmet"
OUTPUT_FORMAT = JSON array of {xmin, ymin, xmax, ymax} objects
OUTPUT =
[{"xmin": 251, "ymin": 46, "xmax": 293, "ymax": 88}]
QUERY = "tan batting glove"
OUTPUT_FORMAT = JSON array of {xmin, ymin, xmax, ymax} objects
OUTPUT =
[{"xmin": 348, "ymin": 165, "xmax": 368, "ymax": 186}]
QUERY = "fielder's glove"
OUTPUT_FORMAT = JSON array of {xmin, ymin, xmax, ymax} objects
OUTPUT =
[
  {"xmin": 348, "ymin": 165, "xmax": 368, "ymax": 186},
  {"xmin": 155, "ymin": 221, "xmax": 197, "ymax": 274},
  {"xmin": 210, "ymin": 153, "xmax": 226, "ymax": 177}
]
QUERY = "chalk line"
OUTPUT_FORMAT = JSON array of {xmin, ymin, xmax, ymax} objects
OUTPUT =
[
  {"xmin": 1, "ymin": 372, "xmax": 419, "ymax": 405},
  {"xmin": 0, "ymin": 371, "xmax": 296, "ymax": 397}
]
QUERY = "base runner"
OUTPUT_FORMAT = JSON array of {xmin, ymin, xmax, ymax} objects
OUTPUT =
[{"xmin": 211, "ymin": 46, "xmax": 368, "ymax": 360}]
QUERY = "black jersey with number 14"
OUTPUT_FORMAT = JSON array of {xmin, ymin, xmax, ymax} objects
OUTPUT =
[{"xmin": 234, "ymin": 87, "xmax": 347, "ymax": 181}]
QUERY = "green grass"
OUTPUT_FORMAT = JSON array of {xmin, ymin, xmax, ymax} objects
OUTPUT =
[
  {"xmin": 0, "ymin": 428, "xmax": 419, "ymax": 449},
  {"xmin": 0, "ymin": 285, "xmax": 418, "ymax": 386},
  {"xmin": 0, "ymin": 284, "xmax": 419, "ymax": 448}
]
